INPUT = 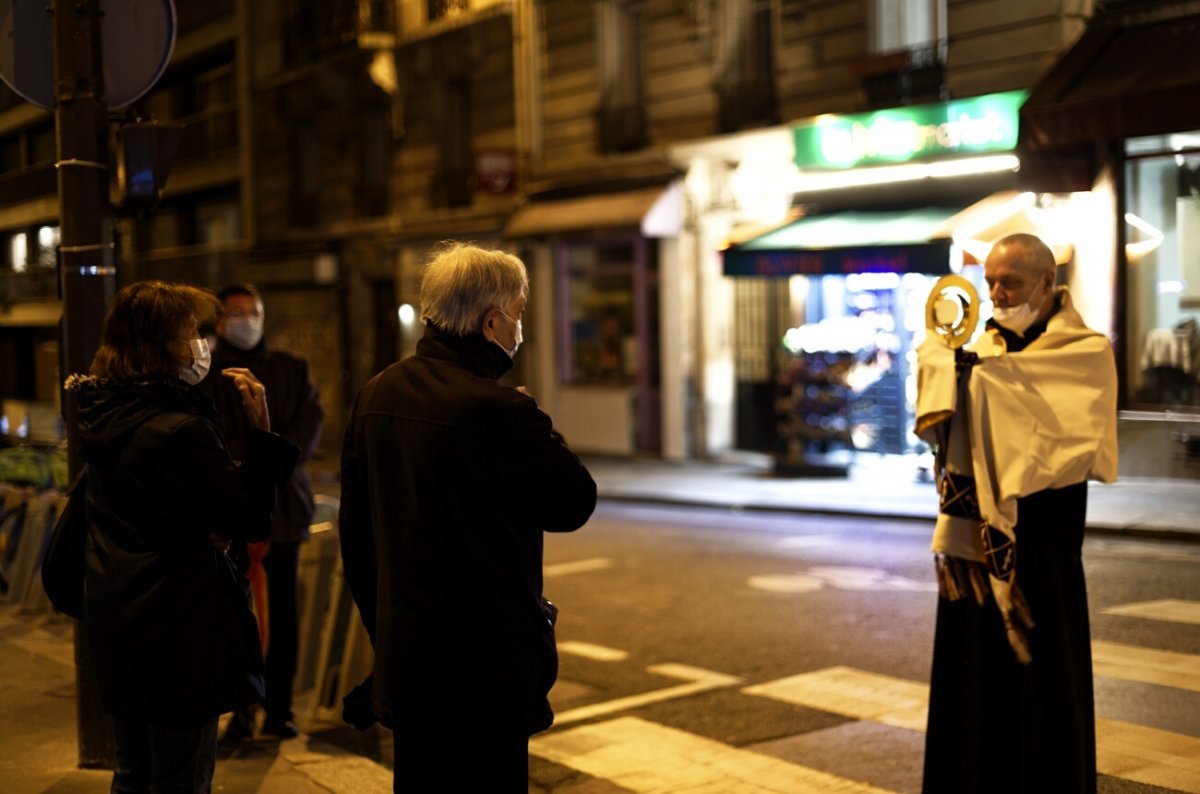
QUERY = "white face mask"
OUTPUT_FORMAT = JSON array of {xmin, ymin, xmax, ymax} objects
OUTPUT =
[
  {"xmin": 992, "ymin": 282, "xmax": 1047, "ymax": 336},
  {"xmin": 494, "ymin": 309, "xmax": 523, "ymax": 358},
  {"xmin": 222, "ymin": 316, "xmax": 264, "ymax": 351},
  {"xmin": 179, "ymin": 337, "xmax": 211, "ymax": 385}
]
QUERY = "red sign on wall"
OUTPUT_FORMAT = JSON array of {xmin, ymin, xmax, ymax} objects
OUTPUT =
[{"xmin": 474, "ymin": 149, "xmax": 517, "ymax": 194}]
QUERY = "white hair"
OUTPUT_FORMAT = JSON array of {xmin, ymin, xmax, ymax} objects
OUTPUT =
[{"xmin": 419, "ymin": 243, "xmax": 528, "ymax": 336}]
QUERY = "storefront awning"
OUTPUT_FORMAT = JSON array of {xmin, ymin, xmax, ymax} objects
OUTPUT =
[
  {"xmin": 505, "ymin": 185, "xmax": 680, "ymax": 238},
  {"xmin": 722, "ymin": 207, "xmax": 959, "ymax": 277},
  {"xmin": 1022, "ymin": 13, "xmax": 1200, "ymax": 149}
]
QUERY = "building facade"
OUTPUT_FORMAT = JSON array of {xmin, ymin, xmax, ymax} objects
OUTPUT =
[{"xmin": 7, "ymin": 0, "xmax": 1190, "ymax": 482}]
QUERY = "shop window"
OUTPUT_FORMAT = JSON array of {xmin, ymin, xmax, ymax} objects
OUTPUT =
[
  {"xmin": 596, "ymin": 1, "xmax": 646, "ymax": 153},
  {"xmin": 1125, "ymin": 133, "xmax": 1200, "ymax": 409},
  {"xmin": 714, "ymin": 0, "xmax": 778, "ymax": 133},
  {"xmin": 559, "ymin": 241, "xmax": 641, "ymax": 387}
]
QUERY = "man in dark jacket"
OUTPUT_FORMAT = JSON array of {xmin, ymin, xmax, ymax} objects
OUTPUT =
[
  {"xmin": 201, "ymin": 283, "xmax": 324, "ymax": 740},
  {"xmin": 339, "ymin": 243, "xmax": 596, "ymax": 791}
]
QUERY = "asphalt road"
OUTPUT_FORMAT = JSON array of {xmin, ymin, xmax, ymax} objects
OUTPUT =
[{"xmin": 532, "ymin": 502, "xmax": 1200, "ymax": 793}]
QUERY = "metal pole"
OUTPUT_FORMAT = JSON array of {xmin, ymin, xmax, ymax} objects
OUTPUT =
[{"xmin": 51, "ymin": 0, "xmax": 116, "ymax": 768}]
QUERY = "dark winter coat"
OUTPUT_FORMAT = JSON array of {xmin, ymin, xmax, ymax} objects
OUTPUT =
[
  {"xmin": 71, "ymin": 376, "xmax": 298, "ymax": 726},
  {"xmin": 339, "ymin": 326, "xmax": 596, "ymax": 736},
  {"xmin": 199, "ymin": 339, "xmax": 323, "ymax": 543}
]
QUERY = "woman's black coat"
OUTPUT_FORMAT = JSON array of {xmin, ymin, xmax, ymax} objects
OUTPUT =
[
  {"xmin": 71, "ymin": 376, "xmax": 298, "ymax": 726},
  {"xmin": 339, "ymin": 327, "xmax": 597, "ymax": 736}
]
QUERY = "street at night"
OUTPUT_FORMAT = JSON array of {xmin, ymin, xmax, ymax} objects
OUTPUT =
[{"xmin": 531, "ymin": 503, "xmax": 1200, "ymax": 793}]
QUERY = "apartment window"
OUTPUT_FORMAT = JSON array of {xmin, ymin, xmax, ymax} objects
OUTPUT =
[
  {"xmin": 358, "ymin": 107, "xmax": 391, "ymax": 217},
  {"xmin": 714, "ymin": 0, "xmax": 778, "ymax": 133},
  {"xmin": 290, "ymin": 122, "xmax": 320, "ymax": 225},
  {"xmin": 864, "ymin": 0, "xmax": 947, "ymax": 106},
  {"xmin": 427, "ymin": 0, "xmax": 470, "ymax": 22},
  {"xmin": 596, "ymin": 1, "xmax": 646, "ymax": 153},
  {"xmin": 870, "ymin": 0, "xmax": 945, "ymax": 54},
  {"xmin": 434, "ymin": 79, "xmax": 472, "ymax": 208}
]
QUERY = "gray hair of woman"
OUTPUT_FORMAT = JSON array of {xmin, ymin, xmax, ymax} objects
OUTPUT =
[{"xmin": 419, "ymin": 243, "xmax": 528, "ymax": 336}]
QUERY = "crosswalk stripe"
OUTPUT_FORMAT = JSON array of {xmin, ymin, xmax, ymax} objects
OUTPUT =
[
  {"xmin": 1096, "ymin": 719, "xmax": 1200, "ymax": 793},
  {"xmin": 1103, "ymin": 599, "xmax": 1200, "ymax": 625},
  {"xmin": 742, "ymin": 666, "xmax": 928, "ymax": 732},
  {"xmin": 531, "ymin": 715, "xmax": 896, "ymax": 793},
  {"xmin": 544, "ymin": 557, "xmax": 614, "ymax": 577},
  {"xmin": 744, "ymin": 666, "xmax": 1200, "ymax": 793},
  {"xmin": 553, "ymin": 663, "xmax": 743, "ymax": 727},
  {"xmin": 1092, "ymin": 640, "xmax": 1200, "ymax": 693},
  {"xmin": 558, "ymin": 640, "xmax": 629, "ymax": 662}
]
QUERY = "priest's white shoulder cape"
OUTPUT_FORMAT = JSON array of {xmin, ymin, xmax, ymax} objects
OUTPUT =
[{"xmin": 915, "ymin": 286, "xmax": 1119, "ymax": 564}]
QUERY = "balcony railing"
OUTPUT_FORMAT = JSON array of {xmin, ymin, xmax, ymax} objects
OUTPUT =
[{"xmin": 855, "ymin": 41, "xmax": 947, "ymax": 108}]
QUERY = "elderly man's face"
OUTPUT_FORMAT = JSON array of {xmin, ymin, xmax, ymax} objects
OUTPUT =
[
  {"xmin": 984, "ymin": 244, "xmax": 1052, "ymax": 309},
  {"xmin": 486, "ymin": 293, "xmax": 527, "ymax": 355}
]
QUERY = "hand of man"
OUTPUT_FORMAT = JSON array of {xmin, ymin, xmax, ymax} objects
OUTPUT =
[{"xmin": 222, "ymin": 367, "xmax": 271, "ymax": 432}]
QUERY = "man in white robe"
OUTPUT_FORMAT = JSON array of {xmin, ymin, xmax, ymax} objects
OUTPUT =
[{"xmin": 916, "ymin": 233, "xmax": 1117, "ymax": 794}]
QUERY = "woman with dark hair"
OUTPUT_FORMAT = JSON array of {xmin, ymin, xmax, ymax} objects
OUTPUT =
[{"xmin": 66, "ymin": 281, "xmax": 297, "ymax": 793}]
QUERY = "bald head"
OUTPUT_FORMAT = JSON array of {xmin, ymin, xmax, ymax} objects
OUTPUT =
[{"xmin": 984, "ymin": 233, "xmax": 1057, "ymax": 329}]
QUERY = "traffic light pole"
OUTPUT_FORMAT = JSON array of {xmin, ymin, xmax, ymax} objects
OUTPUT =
[{"xmin": 51, "ymin": 0, "xmax": 117, "ymax": 768}]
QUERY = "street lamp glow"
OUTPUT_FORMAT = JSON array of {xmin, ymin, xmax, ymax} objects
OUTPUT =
[{"xmin": 397, "ymin": 303, "xmax": 416, "ymax": 325}]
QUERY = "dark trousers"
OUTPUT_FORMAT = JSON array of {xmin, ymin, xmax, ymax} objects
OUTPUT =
[
  {"xmin": 111, "ymin": 714, "xmax": 218, "ymax": 793},
  {"xmin": 263, "ymin": 540, "xmax": 301, "ymax": 721},
  {"xmin": 391, "ymin": 722, "xmax": 528, "ymax": 793}
]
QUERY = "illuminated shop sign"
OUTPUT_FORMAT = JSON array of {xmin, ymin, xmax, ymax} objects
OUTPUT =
[
  {"xmin": 722, "ymin": 241, "xmax": 952, "ymax": 277},
  {"xmin": 793, "ymin": 90, "xmax": 1028, "ymax": 169}
]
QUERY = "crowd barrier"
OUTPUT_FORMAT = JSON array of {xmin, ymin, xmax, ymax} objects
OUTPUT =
[{"xmin": 0, "ymin": 467, "xmax": 374, "ymax": 727}]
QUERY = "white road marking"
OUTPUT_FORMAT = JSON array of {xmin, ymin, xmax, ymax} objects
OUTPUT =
[
  {"xmin": 1096, "ymin": 720, "xmax": 1200, "ymax": 794},
  {"xmin": 558, "ymin": 640, "xmax": 629, "ymax": 662},
  {"xmin": 743, "ymin": 666, "xmax": 928, "ymax": 732},
  {"xmin": 748, "ymin": 573, "xmax": 825, "ymax": 593},
  {"xmin": 745, "ymin": 666, "xmax": 1200, "ymax": 793},
  {"xmin": 544, "ymin": 557, "xmax": 614, "ymax": 577},
  {"xmin": 1092, "ymin": 640, "xmax": 1200, "ymax": 693},
  {"xmin": 748, "ymin": 566, "xmax": 936, "ymax": 594},
  {"xmin": 552, "ymin": 663, "xmax": 743, "ymax": 727},
  {"xmin": 1103, "ymin": 599, "xmax": 1200, "ymax": 625},
  {"xmin": 531, "ymin": 716, "xmax": 896, "ymax": 793},
  {"xmin": 778, "ymin": 535, "xmax": 836, "ymax": 549}
]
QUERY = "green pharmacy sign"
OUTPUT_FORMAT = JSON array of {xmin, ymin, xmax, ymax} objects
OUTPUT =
[{"xmin": 793, "ymin": 90, "xmax": 1028, "ymax": 169}]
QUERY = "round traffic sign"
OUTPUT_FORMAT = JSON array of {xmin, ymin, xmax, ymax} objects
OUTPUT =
[{"xmin": 0, "ymin": 0, "xmax": 176, "ymax": 111}]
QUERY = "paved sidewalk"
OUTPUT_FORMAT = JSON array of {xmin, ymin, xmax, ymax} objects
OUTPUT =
[{"xmin": 582, "ymin": 452, "xmax": 1200, "ymax": 542}]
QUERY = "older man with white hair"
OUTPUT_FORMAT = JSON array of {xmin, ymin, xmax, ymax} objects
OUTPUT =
[
  {"xmin": 338, "ymin": 243, "xmax": 596, "ymax": 792},
  {"xmin": 917, "ymin": 233, "xmax": 1118, "ymax": 793}
]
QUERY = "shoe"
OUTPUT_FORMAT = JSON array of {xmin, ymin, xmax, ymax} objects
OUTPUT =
[
  {"xmin": 260, "ymin": 717, "xmax": 299, "ymax": 739},
  {"xmin": 220, "ymin": 711, "xmax": 253, "ymax": 744}
]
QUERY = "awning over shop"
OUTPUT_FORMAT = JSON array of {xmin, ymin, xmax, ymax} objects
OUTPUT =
[
  {"xmin": 721, "ymin": 207, "xmax": 958, "ymax": 277},
  {"xmin": 1022, "ymin": 13, "xmax": 1200, "ymax": 149},
  {"xmin": 505, "ymin": 185, "xmax": 680, "ymax": 238}
]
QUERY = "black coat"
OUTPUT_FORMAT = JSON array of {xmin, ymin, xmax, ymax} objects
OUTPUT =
[
  {"xmin": 71, "ymin": 376, "xmax": 298, "ymax": 726},
  {"xmin": 199, "ymin": 339, "xmax": 324, "ymax": 543},
  {"xmin": 339, "ymin": 327, "xmax": 596, "ymax": 735}
]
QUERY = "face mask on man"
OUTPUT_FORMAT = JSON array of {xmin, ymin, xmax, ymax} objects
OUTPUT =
[
  {"xmin": 179, "ymin": 337, "xmax": 211, "ymax": 385},
  {"xmin": 992, "ymin": 281, "xmax": 1048, "ymax": 336},
  {"xmin": 222, "ymin": 316, "xmax": 264, "ymax": 351},
  {"xmin": 493, "ymin": 309, "xmax": 523, "ymax": 358}
]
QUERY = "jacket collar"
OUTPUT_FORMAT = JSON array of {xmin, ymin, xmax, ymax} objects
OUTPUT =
[{"xmin": 416, "ymin": 323, "xmax": 513, "ymax": 380}]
